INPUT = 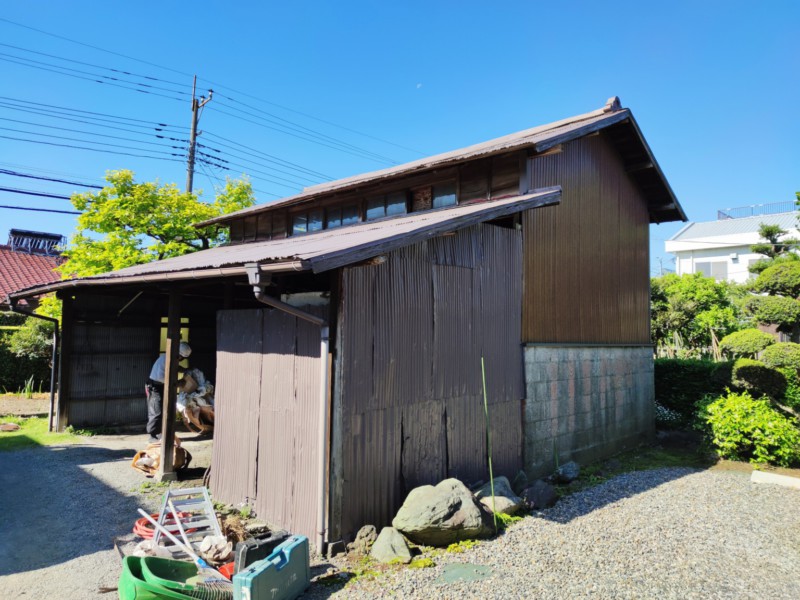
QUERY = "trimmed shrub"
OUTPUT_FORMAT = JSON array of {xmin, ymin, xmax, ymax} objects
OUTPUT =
[
  {"xmin": 654, "ymin": 359, "xmax": 733, "ymax": 425},
  {"xmin": 782, "ymin": 369, "xmax": 800, "ymax": 410},
  {"xmin": 704, "ymin": 390, "xmax": 800, "ymax": 466},
  {"xmin": 719, "ymin": 328, "xmax": 775, "ymax": 357},
  {"xmin": 761, "ymin": 342, "xmax": 800, "ymax": 371},
  {"xmin": 731, "ymin": 358, "xmax": 786, "ymax": 399},
  {"xmin": 745, "ymin": 295, "xmax": 800, "ymax": 328},
  {"xmin": 753, "ymin": 262, "xmax": 800, "ymax": 298}
]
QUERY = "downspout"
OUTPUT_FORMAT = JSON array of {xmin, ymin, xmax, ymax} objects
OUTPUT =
[
  {"xmin": 245, "ymin": 264, "xmax": 330, "ymax": 556},
  {"xmin": 9, "ymin": 298, "xmax": 59, "ymax": 432}
]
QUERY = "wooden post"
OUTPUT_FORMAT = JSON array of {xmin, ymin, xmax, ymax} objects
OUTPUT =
[
  {"xmin": 157, "ymin": 290, "xmax": 182, "ymax": 482},
  {"xmin": 56, "ymin": 293, "xmax": 73, "ymax": 432}
]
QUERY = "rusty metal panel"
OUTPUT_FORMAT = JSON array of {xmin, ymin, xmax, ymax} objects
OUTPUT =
[
  {"xmin": 432, "ymin": 264, "xmax": 481, "ymax": 399},
  {"xmin": 523, "ymin": 134, "xmax": 651, "ymax": 344},
  {"xmin": 445, "ymin": 395, "xmax": 487, "ymax": 484},
  {"xmin": 211, "ymin": 309, "xmax": 263, "ymax": 507},
  {"xmin": 340, "ymin": 406, "xmax": 402, "ymax": 540},
  {"xmin": 479, "ymin": 225, "xmax": 525, "ymax": 402},
  {"xmin": 401, "ymin": 399, "xmax": 447, "ymax": 491},
  {"xmin": 429, "ymin": 230, "xmax": 484, "ymax": 268},
  {"xmin": 488, "ymin": 399, "xmax": 523, "ymax": 477},
  {"xmin": 371, "ymin": 245, "xmax": 433, "ymax": 409}
]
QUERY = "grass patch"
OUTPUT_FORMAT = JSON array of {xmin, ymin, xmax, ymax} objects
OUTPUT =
[{"xmin": 0, "ymin": 415, "xmax": 79, "ymax": 451}]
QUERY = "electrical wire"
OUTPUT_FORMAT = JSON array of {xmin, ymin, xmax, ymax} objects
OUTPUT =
[
  {"xmin": 195, "ymin": 145, "xmax": 318, "ymax": 187},
  {"xmin": 0, "ymin": 186, "xmax": 72, "ymax": 199},
  {"xmin": 0, "ymin": 161, "xmax": 105, "ymax": 184},
  {"xmin": 0, "ymin": 168, "xmax": 102, "ymax": 189},
  {"xmin": 0, "ymin": 204, "xmax": 79, "ymax": 215},
  {"xmin": 195, "ymin": 157, "xmax": 301, "ymax": 191},
  {"xmin": 0, "ymin": 133, "xmax": 186, "ymax": 163}
]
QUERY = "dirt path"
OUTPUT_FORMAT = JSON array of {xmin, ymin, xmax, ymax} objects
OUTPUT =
[
  {"xmin": 0, "ymin": 394, "xmax": 49, "ymax": 417},
  {"xmin": 0, "ymin": 432, "xmax": 212, "ymax": 599}
]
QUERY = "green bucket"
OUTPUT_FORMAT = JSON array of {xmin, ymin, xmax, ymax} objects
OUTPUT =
[{"xmin": 118, "ymin": 556, "xmax": 197, "ymax": 600}]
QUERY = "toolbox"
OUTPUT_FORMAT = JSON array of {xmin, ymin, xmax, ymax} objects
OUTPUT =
[{"xmin": 232, "ymin": 535, "xmax": 310, "ymax": 600}]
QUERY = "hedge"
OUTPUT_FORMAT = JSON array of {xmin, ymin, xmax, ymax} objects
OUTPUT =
[
  {"xmin": 654, "ymin": 358, "xmax": 734, "ymax": 424},
  {"xmin": 0, "ymin": 331, "xmax": 51, "ymax": 394}
]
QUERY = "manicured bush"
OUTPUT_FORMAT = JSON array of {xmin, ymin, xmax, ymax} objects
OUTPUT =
[
  {"xmin": 753, "ymin": 262, "xmax": 800, "ymax": 299},
  {"xmin": 745, "ymin": 295, "xmax": 800, "ymax": 328},
  {"xmin": 782, "ymin": 369, "xmax": 800, "ymax": 410},
  {"xmin": 654, "ymin": 359, "xmax": 733, "ymax": 425},
  {"xmin": 731, "ymin": 358, "xmax": 786, "ymax": 400},
  {"xmin": 719, "ymin": 328, "xmax": 775, "ymax": 357},
  {"xmin": 703, "ymin": 390, "xmax": 800, "ymax": 466},
  {"xmin": 761, "ymin": 342, "xmax": 800, "ymax": 371}
]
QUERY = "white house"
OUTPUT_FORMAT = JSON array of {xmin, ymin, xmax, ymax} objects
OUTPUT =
[{"xmin": 665, "ymin": 207, "xmax": 798, "ymax": 284}]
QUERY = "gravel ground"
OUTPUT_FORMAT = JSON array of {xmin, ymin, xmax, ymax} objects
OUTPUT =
[
  {"xmin": 0, "ymin": 432, "xmax": 212, "ymax": 599},
  {"xmin": 305, "ymin": 468, "xmax": 800, "ymax": 599}
]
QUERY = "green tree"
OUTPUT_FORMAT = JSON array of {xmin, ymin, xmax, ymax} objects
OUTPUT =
[
  {"xmin": 58, "ymin": 170, "xmax": 255, "ymax": 277},
  {"xmin": 748, "ymin": 223, "xmax": 800, "ymax": 274},
  {"xmin": 651, "ymin": 273, "xmax": 745, "ymax": 355}
]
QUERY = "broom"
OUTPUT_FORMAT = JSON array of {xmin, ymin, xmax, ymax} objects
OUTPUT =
[{"xmin": 137, "ymin": 509, "xmax": 233, "ymax": 600}]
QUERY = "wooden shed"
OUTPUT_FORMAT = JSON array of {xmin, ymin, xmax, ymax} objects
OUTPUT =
[{"xmin": 9, "ymin": 97, "xmax": 685, "ymax": 554}]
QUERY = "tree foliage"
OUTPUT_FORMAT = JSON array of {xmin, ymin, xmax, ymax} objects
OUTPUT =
[
  {"xmin": 762, "ymin": 342, "xmax": 800, "ymax": 371},
  {"xmin": 651, "ymin": 273, "xmax": 744, "ymax": 350},
  {"xmin": 745, "ymin": 295, "xmax": 800, "ymax": 329},
  {"xmin": 719, "ymin": 328, "xmax": 775, "ymax": 358},
  {"xmin": 58, "ymin": 170, "xmax": 255, "ymax": 277},
  {"xmin": 753, "ymin": 262, "xmax": 800, "ymax": 299},
  {"xmin": 748, "ymin": 223, "xmax": 799, "ymax": 274},
  {"xmin": 5, "ymin": 296, "xmax": 62, "ymax": 362}
]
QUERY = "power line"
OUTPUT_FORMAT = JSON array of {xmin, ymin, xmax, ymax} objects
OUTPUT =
[
  {"xmin": 0, "ymin": 55, "xmax": 187, "ymax": 102},
  {"xmin": 0, "ymin": 204, "xmax": 79, "ymax": 215},
  {"xmin": 0, "ymin": 168, "xmax": 102, "ymax": 189},
  {"xmin": 0, "ymin": 186, "xmax": 72, "ymax": 200},
  {"xmin": 0, "ymin": 17, "xmax": 423, "ymax": 156},
  {"xmin": 195, "ymin": 145, "xmax": 319, "ymax": 186},
  {"xmin": 0, "ymin": 133, "xmax": 186, "ymax": 163},
  {"xmin": 202, "ymin": 131, "xmax": 332, "ymax": 180},
  {"xmin": 0, "ymin": 95, "xmax": 188, "ymax": 129},
  {"xmin": 0, "ymin": 117, "xmax": 188, "ymax": 151},
  {"xmin": 212, "ymin": 99, "xmax": 400, "ymax": 165},
  {"xmin": 0, "ymin": 161, "xmax": 105, "ymax": 184}
]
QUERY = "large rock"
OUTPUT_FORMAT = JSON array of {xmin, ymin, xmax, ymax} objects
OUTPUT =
[
  {"xmin": 474, "ymin": 476, "xmax": 524, "ymax": 515},
  {"xmin": 392, "ymin": 478, "xmax": 494, "ymax": 546},
  {"xmin": 370, "ymin": 527, "xmax": 412, "ymax": 564},
  {"xmin": 346, "ymin": 524, "xmax": 377, "ymax": 555},
  {"xmin": 553, "ymin": 461, "xmax": 581, "ymax": 484},
  {"xmin": 521, "ymin": 480, "xmax": 557, "ymax": 510}
]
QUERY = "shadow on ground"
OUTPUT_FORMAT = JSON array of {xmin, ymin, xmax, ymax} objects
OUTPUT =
[{"xmin": 0, "ymin": 438, "xmax": 141, "ymax": 576}]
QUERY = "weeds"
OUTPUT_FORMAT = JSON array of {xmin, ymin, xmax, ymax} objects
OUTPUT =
[{"xmin": 239, "ymin": 505, "xmax": 253, "ymax": 519}]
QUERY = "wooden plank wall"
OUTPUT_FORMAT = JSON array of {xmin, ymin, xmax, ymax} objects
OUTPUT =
[
  {"xmin": 210, "ymin": 307, "xmax": 323, "ymax": 542},
  {"xmin": 522, "ymin": 133, "xmax": 651, "ymax": 344},
  {"xmin": 333, "ymin": 223, "xmax": 524, "ymax": 541}
]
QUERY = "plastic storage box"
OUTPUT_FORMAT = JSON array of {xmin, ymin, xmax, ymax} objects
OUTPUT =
[{"xmin": 232, "ymin": 535, "xmax": 310, "ymax": 600}]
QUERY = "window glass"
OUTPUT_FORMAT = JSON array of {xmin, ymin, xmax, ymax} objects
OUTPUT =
[
  {"xmin": 326, "ymin": 207, "xmax": 343, "ymax": 229},
  {"xmin": 342, "ymin": 204, "xmax": 360, "ymax": 225},
  {"xmin": 366, "ymin": 197, "xmax": 386, "ymax": 220},
  {"xmin": 386, "ymin": 191, "xmax": 408, "ymax": 216},
  {"xmin": 432, "ymin": 182, "xmax": 457, "ymax": 208},
  {"xmin": 695, "ymin": 262, "xmax": 711, "ymax": 277},
  {"xmin": 710, "ymin": 262, "xmax": 728, "ymax": 281},
  {"xmin": 292, "ymin": 214, "xmax": 307, "ymax": 235},
  {"xmin": 308, "ymin": 209, "xmax": 324, "ymax": 232}
]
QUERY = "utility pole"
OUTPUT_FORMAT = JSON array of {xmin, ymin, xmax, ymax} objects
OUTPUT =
[{"xmin": 186, "ymin": 75, "xmax": 213, "ymax": 193}]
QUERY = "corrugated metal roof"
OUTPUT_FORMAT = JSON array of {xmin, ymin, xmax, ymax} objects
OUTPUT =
[
  {"xmin": 669, "ymin": 212, "xmax": 799, "ymax": 241},
  {"xmin": 195, "ymin": 98, "xmax": 639, "ymax": 227},
  {"xmin": 9, "ymin": 188, "xmax": 561, "ymax": 300}
]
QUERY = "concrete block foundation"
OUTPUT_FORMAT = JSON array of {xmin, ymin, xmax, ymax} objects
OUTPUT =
[{"xmin": 523, "ymin": 345, "xmax": 654, "ymax": 477}]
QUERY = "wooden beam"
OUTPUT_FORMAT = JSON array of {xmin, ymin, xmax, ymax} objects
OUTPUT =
[
  {"xmin": 157, "ymin": 290, "xmax": 182, "ymax": 482},
  {"xmin": 56, "ymin": 294, "xmax": 74, "ymax": 432}
]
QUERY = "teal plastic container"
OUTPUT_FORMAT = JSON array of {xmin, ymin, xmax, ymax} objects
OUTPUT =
[{"xmin": 232, "ymin": 535, "xmax": 310, "ymax": 600}]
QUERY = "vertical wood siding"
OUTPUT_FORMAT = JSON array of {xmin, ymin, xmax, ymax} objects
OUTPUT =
[
  {"xmin": 211, "ymin": 307, "xmax": 323, "ymax": 542},
  {"xmin": 334, "ymin": 224, "xmax": 524, "ymax": 541},
  {"xmin": 522, "ymin": 133, "xmax": 651, "ymax": 344}
]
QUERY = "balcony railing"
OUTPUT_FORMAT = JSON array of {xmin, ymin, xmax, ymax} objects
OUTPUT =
[{"xmin": 717, "ymin": 201, "xmax": 798, "ymax": 220}]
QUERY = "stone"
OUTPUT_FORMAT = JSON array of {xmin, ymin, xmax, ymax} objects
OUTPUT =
[
  {"xmin": 553, "ymin": 461, "xmax": 581, "ymax": 483},
  {"xmin": 474, "ymin": 476, "xmax": 524, "ymax": 515},
  {"xmin": 521, "ymin": 480, "xmax": 558, "ymax": 510},
  {"xmin": 369, "ymin": 527, "xmax": 412, "ymax": 564},
  {"xmin": 392, "ymin": 478, "xmax": 494, "ymax": 546},
  {"xmin": 511, "ymin": 470, "xmax": 529, "ymax": 495},
  {"xmin": 346, "ymin": 524, "xmax": 377, "ymax": 555}
]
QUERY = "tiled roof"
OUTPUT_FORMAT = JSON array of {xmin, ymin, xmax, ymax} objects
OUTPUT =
[{"xmin": 0, "ymin": 246, "xmax": 60, "ymax": 306}]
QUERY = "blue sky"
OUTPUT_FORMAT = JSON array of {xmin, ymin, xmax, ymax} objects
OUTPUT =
[{"xmin": 1, "ymin": 1, "xmax": 798, "ymax": 275}]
